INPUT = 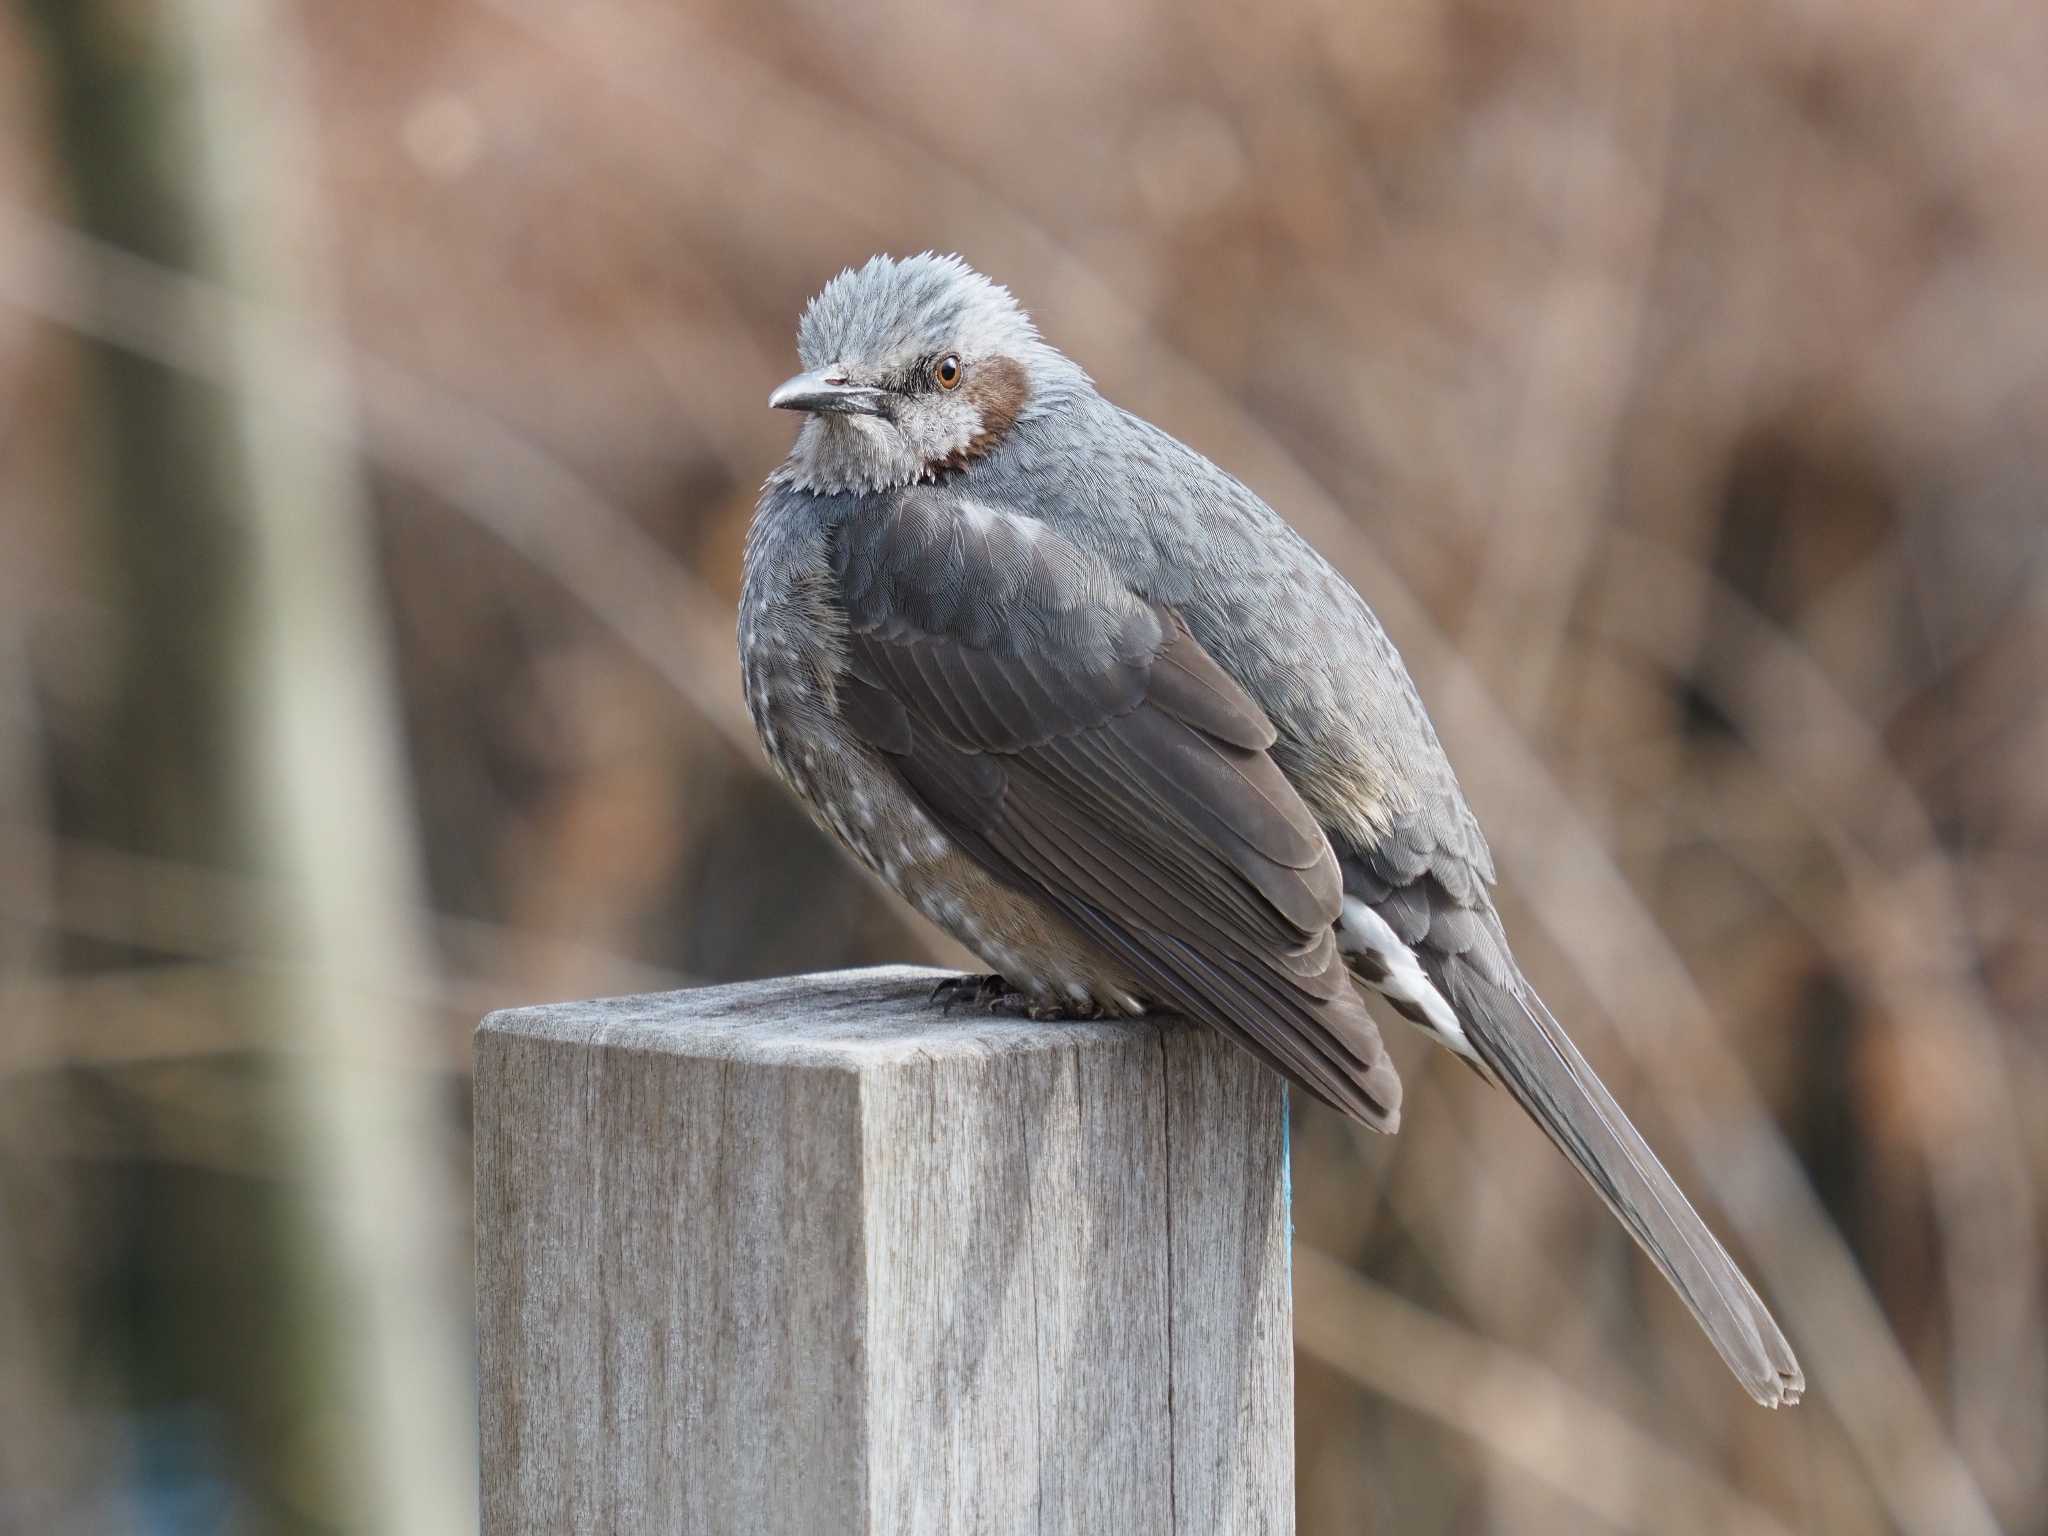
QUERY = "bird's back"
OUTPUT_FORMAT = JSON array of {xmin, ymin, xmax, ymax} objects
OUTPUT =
[{"xmin": 975, "ymin": 391, "xmax": 1495, "ymax": 886}]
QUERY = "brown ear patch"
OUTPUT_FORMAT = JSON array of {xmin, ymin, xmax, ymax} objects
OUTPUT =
[{"xmin": 932, "ymin": 355, "xmax": 1032, "ymax": 474}]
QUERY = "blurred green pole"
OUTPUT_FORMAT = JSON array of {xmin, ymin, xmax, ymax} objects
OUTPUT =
[
  {"xmin": 0, "ymin": 635, "xmax": 92, "ymax": 1531},
  {"xmin": 22, "ymin": 1, "xmax": 474, "ymax": 1531}
]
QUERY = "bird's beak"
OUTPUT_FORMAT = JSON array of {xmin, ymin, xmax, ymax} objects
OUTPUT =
[{"xmin": 768, "ymin": 367, "xmax": 891, "ymax": 417}]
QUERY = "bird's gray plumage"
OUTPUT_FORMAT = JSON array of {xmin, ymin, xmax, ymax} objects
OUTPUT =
[{"xmin": 741, "ymin": 252, "xmax": 1804, "ymax": 1406}]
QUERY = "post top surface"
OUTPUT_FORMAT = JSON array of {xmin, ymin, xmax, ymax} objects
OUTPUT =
[{"xmin": 478, "ymin": 966, "xmax": 1182, "ymax": 1069}]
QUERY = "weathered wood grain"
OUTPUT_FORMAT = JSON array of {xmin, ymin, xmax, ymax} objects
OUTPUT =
[{"xmin": 476, "ymin": 966, "xmax": 1294, "ymax": 1535}]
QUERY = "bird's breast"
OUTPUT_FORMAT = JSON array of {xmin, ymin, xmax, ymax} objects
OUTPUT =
[
  {"xmin": 739, "ymin": 490, "xmax": 1141, "ymax": 1011},
  {"xmin": 742, "ymin": 636, "xmax": 1142, "ymax": 1012}
]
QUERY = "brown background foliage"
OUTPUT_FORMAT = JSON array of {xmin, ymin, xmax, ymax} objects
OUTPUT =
[{"xmin": 2, "ymin": 0, "xmax": 2044, "ymax": 1531}]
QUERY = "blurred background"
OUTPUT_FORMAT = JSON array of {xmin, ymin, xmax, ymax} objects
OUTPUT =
[{"xmin": 2, "ymin": 0, "xmax": 2044, "ymax": 1531}]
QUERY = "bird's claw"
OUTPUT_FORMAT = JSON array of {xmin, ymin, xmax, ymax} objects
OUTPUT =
[
  {"xmin": 929, "ymin": 973, "xmax": 1103, "ymax": 1022},
  {"xmin": 987, "ymin": 993, "xmax": 1066, "ymax": 1021},
  {"xmin": 929, "ymin": 973, "xmax": 1015, "ymax": 1013}
]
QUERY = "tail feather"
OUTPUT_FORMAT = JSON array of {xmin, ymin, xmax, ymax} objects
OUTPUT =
[{"xmin": 1444, "ymin": 961, "xmax": 1805, "ymax": 1407}]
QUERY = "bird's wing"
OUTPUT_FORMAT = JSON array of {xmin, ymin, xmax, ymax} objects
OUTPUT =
[
  {"xmin": 831, "ymin": 486, "xmax": 1401, "ymax": 1127},
  {"xmin": 1340, "ymin": 816, "xmax": 1805, "ymax": 1406}
]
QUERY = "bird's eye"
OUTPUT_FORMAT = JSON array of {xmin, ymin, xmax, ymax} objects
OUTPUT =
[{"xmin": 933, "ymin": 354, "xmax": 963, "ymax": 390}]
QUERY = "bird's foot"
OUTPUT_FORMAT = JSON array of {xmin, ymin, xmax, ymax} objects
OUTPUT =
[
  {"xmin": 929, "ymin": 973, "xmax": 1090, "ymax": 1022},
  {"xmin": 929, "ymin": 973, "xmax": 1017, "ymax": 1013},
  {"xmin": 987, "ymin": 993, "xmax": 1088, "ymax": 1022}
]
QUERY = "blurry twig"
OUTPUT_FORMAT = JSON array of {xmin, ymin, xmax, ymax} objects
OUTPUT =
[
  {"xmin": 1369, "ymin": 1069, "xmax": 1636, "ymax": 1399},
  {"xmin": 1293, "ymin": 1243, "xmax": 1798, "ymax": 1536},
  {"xmin": 0, "ymin": 825, "xmax": 692, "ymax": 1071},
  {"xmin": 1456, "ymin": 0, "xmax": 1675, "ymax": 714},
  {"xmin": 0, "ymin": 963, "xmax": 496, "ymax": 1084},
  {"xmin": 1598, "ymin": 529, "xmax": 2045, "ymax": 1513}
]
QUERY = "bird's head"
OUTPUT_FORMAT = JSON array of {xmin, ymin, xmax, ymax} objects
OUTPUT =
[{"xmin": 769, "ymin": 253, "xmax": 1074, "ymax": 494}]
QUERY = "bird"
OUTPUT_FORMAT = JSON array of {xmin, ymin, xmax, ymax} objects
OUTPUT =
[{"xmin": 739, "ymin": 251, "xmax": 1803, "ymax": 1407}]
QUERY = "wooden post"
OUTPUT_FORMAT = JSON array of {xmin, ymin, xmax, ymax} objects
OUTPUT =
[{"xmin": 476, "ymin": 965, "xmax": 1294, "ymax": 1535}]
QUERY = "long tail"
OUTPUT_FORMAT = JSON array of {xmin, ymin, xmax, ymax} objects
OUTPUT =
[{"xmin": 1444, "ymin": 961, "xmax": 1804, "ymax": 1407}]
